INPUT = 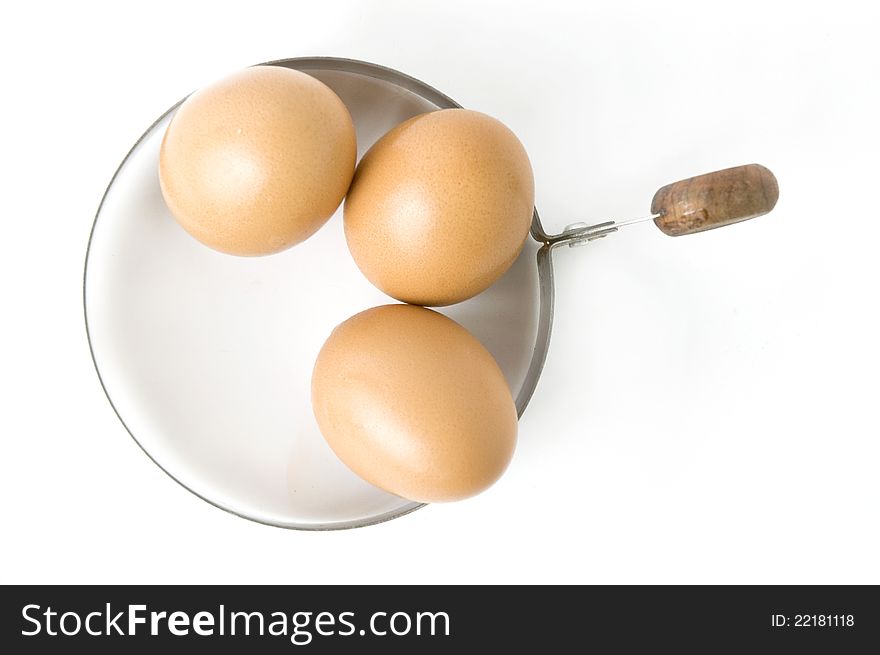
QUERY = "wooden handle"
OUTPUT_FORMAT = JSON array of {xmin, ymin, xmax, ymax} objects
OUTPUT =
[{"xmin": 651, "ymin": 164, "xmax": 778, "ymax": 236}]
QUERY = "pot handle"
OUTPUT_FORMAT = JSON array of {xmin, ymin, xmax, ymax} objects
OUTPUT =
[
  {"xmin": 651, "ymin": 164, "xmax": 779, "ymax": 237},
  {"xmin": 547, "ymin": 163, "xmax": 779, "ymax": 247}
]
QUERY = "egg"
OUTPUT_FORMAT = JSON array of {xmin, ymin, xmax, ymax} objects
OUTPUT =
[
  {"xmin": 159, "ymin": 65, "xmax": 356, "ymax": 256},
  {"xmin": 311, "ymin": 304, "xmax": 517, "ymax": 503},
  {"xmin": 344, "ymin": 109, "xmax": 534, "ymax": 306}
]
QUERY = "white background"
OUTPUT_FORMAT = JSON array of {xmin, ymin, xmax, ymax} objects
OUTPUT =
[{"xmin": 2, "ymin": 0, "xmax": 878, "ymax": 584}]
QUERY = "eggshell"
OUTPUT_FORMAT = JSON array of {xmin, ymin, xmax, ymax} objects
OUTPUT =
[
  {"xmin": 344, "ymin": 109, "xmax": 534, "ymax": 306},
  {"xmin": 159, "ymin": 65, "xmax": 356, "ymax": 256},
  {"xmin": 311, "ymin": 304, "xmax": 517, "ymax": 503}
]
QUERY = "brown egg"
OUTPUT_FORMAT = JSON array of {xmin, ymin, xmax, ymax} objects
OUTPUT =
[
  {"xmin": 159, "ymin": 65, "xmax": 356, "ymax": 256},
  {"xmin": 311, "ymin": 304, "xmax": 517, "ymax": 503},
  {"xmin": 344, "ymin": 109, "xmax": 534, "ymax": 306}
]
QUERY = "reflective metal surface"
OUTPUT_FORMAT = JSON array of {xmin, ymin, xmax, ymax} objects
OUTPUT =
[{"xmin": 85, "ymin": 57, "xmax": 568, "ymax": 530}]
